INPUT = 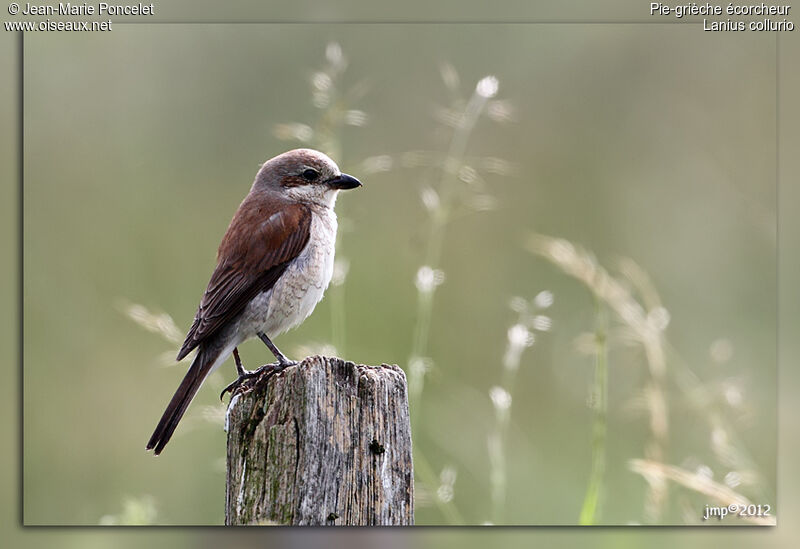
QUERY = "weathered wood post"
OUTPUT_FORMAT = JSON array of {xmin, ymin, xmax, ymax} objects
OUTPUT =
[{"xmin": 224, "ymin": 355, "xmax": 414, "ymax": 525}]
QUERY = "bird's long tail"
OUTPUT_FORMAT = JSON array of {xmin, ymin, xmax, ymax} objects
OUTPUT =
[{"xmin": 146, "ymin": 345, "xmax": 223, "ymax": 455}]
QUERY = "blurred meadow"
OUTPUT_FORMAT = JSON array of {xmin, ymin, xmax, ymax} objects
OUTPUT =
[{"xmin": 21, "ymin": 24, "xmax": 776, "ymax": 526}]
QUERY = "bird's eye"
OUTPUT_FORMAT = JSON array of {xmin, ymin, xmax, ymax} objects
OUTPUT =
[{"xmin": 302, "ymin": 168, "xmax": 319, "ymax": 181}]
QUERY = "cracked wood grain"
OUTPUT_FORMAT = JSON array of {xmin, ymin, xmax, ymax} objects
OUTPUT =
[{"xmin": 225, "ymin": 356, "xmax": 414, "ymax": 525}]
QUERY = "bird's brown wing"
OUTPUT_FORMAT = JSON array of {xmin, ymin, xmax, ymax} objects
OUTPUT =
[{"xmin": 176, "ymin": 199, "xmax": 312, "ymax": 361}]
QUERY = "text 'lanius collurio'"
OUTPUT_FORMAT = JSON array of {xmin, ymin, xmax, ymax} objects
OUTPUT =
[{"xmin": 147, "ymin": 149, "xmax": 361, "ymax": 455}]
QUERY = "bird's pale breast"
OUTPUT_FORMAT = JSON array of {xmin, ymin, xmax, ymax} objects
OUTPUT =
[{"xmin": 237, "ymin": 205, "xmax": 337, "ymax": 341}]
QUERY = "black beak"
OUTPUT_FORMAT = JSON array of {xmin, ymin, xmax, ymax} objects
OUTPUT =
[{"xmin": 327, "ymin": 173, "xmax": 362, "ymax": 190}]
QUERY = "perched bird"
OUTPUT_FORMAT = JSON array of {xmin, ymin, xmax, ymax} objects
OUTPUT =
[{"xmin": 146, "ymin": 149, "xmax": 361, "ymax": 455}]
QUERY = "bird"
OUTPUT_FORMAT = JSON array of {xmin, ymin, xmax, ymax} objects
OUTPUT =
[{"xmin": 146, "ymin": 148, "xmax": 362, "ymax": 455}]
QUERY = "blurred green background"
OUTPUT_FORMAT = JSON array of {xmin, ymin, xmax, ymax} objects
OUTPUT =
[
  {"xmin": 20, "ymin": 22, "xmax": 776, "ymax": 527},
  {"xmin": 8, "ymin": 12, "xmax": 785, "ymax": 541}
]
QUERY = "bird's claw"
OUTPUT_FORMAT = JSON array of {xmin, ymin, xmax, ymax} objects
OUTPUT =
[
  {"xmin": 219, "ymin": 361, "xmax": 295, "ymax": 401},
  {"xmin": 219, "ymin": 371, "xmax": 258, "ymax": 401}
]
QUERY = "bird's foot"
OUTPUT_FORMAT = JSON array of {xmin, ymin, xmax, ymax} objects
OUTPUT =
[{"xmin": 219, "ymin": 359, "xmax": 297, "ymax": 401}]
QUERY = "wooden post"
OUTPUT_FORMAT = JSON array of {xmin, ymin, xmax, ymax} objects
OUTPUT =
[{"xmin": 224, "ymin": 355, "xmax": 414, "ymax": 525}]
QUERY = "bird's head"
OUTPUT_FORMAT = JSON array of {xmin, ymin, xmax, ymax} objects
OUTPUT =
[{"xmin": 253, "ymin": 148, "xmax": 361, "ymax": 207}]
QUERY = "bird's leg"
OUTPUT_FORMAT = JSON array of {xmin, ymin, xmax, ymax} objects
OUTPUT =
[
  {"xmin": 233, "ymin": 347, "xmax": 247, "ymax": 377},
  {"xmin": 220, "ymin": 337, "xmax": 298, "ymax": 401},
  {"xmin": 220, "ymin": 347, "xmax": 279, "ymax": 401},
  {"xmin": 257, "ymin": 331, "xmax": 298, "ymax": 368}
]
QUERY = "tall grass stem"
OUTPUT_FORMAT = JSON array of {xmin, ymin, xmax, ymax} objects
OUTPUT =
[{"xmin": 579, "ymin": 298, "xmax": 608, "ymax": 525}]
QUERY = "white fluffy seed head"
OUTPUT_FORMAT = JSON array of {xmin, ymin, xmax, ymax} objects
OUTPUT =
[{"xmin": 476, "ymin": 76, "xmax": 499, "ymax": 98}]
